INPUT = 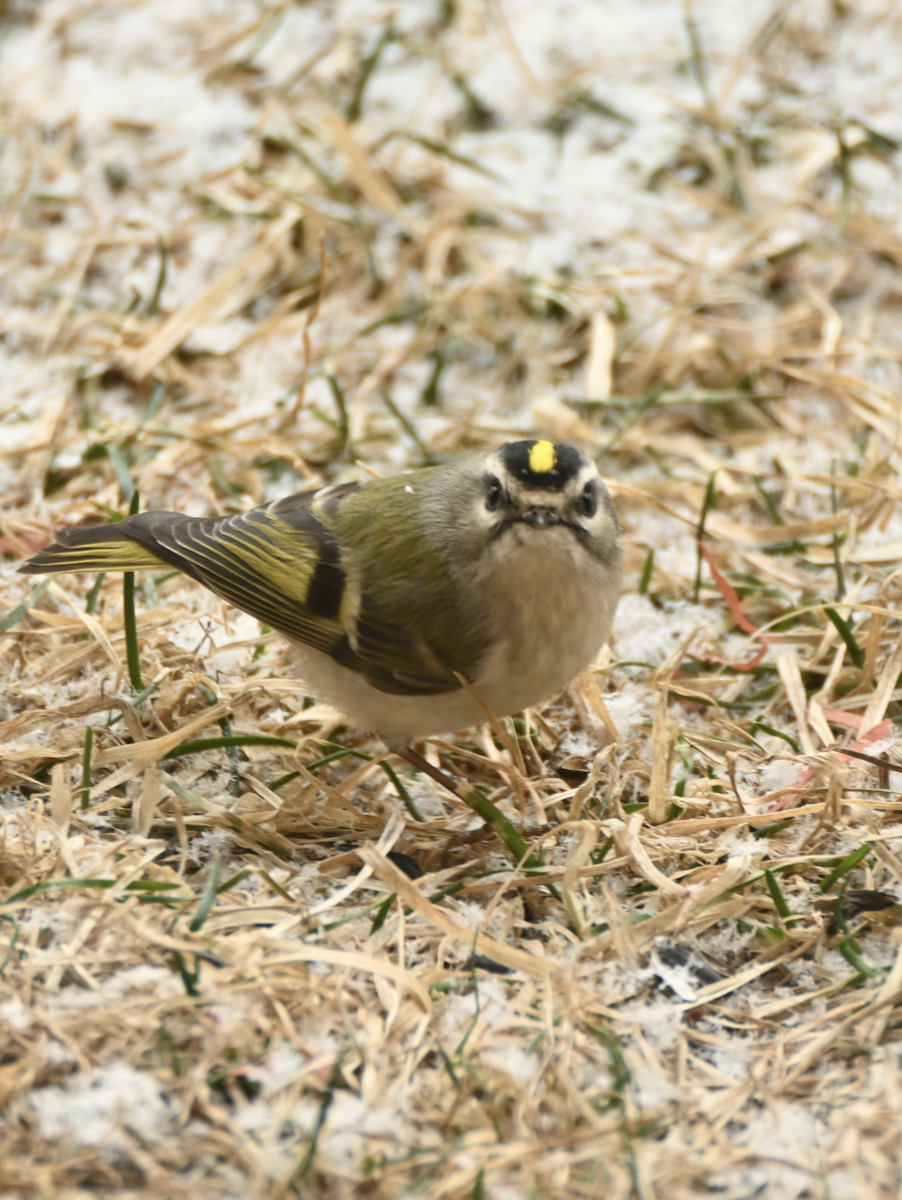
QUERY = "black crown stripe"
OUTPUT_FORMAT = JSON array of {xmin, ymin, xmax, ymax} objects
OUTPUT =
[{"xmin": 499, "ymin": 440, "xmax": 584, "ymax": 489}]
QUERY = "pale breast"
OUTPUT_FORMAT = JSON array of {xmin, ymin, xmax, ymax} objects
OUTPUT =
[{"xmin": 471, "ymin": 528, "xmax": 620, "ymax": 717}]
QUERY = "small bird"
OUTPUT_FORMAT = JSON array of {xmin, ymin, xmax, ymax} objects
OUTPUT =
[{"xmin": 20, "ymin": 439, "xmax": 623, "ymax": 746}]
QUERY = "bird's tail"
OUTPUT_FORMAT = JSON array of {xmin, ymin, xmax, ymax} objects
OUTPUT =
[{"xmin": 19, "ymin": 514, "xmax": 176, "ymax": 575}]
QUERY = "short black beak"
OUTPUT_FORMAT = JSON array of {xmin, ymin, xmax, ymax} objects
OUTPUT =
[{"xmin": 520, "ymin": 506, "xmax": 559, "ymax": 528}]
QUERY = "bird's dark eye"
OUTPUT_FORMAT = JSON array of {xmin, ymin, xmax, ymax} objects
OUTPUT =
[
  {"xmin": 581, "ymin": 483, "xmax": 598, "ymax": 518},
  {"xmin": 485, "ymin": 477, "xmax": 502, "ymax": 512}
]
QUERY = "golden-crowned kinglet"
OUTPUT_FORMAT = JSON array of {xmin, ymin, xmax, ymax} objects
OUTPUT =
[{"xmin": 20, "ymin": 439, "xmax": 623, "ymax": 745}]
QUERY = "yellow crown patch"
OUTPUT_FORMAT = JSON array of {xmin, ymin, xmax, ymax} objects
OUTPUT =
[{"xmin": 528, "ymin": 440, "xmax": 557, "ymax": 475}]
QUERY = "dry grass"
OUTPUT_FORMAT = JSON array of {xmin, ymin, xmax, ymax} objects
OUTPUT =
[{"xmin": 3, "ymin": 1, "xmax": 902, "ymax": 1196}]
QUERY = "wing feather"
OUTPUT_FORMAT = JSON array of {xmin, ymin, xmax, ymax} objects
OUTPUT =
[{"xmin": 21, "ymin": 480, "xmax": 471, "ymax": 698}]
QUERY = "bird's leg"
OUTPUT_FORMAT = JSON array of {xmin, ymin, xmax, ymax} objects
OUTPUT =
[
  {"xmin": 393, "ymin": 743, "xmax": 533, "ymax": 862},
  {"xmin": 394, "ymin": 743, "xmax": 464, "ymax": 799}
]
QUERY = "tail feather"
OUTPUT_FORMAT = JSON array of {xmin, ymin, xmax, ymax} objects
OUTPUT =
[{"xmin": 19, "ymin": 517, "xmax": 174, "ymax": 575}]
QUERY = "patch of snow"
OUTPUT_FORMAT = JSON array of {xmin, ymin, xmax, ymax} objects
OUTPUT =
[
  {"xmin": 481, "ymin": 1044, "xmax": 540, "ymax": 1084},
  {"xmin": 758, "ymin": 758, "xmax": 809, "ymax": 793},
  {"xmin": 604, "ymin": 684, "xmax": 649, "ymax": 737},
  {"xmin": 613, "ymin": 594, "xmax": 722, "ymax": 667},
  {"xmin": 31, "ymin": 1061, "xmax": 171, "ymax": 1149},
  {"xmin": 0, "ymin": 996, "xmax": 31, "ymax": 1032},
  {"xmin": 243, "ymin": 1041, "xmax": 306, "ymax": 1096}
]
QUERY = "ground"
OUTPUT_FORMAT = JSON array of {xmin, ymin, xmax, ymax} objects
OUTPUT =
[{"xmin": 3, "ymin": 1, "xmax": 902, "ymax": 1197}]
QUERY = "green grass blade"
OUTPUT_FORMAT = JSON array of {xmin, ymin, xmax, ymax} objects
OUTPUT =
[
  {"xmin": 105, "ymin": 443, "xmax": 136, "ymax": 503},
  {"xmin": 819, "ymin": 844, "xmax": 871, "ymax": 892},
  {"xmin": 694, "ymin": 474, "xmax": 718, "ymax": 603},
  {"xmin": 458, "ymin": 786, "xmax": 535, "ymax": 868},
  {"xmin": 315, "ymin": 741, "xmax": 425, "ymax": 821},
  {"xmin": 146, "ymin": 236, "xmax": 169, "ymax": 317},
  {"xmin": 163, "ymin": 734, "xmax": 298, "ymax": 759},
  {"xmin": 837, "ymin": 936, "xmax": 877, "ymax": 977},
  {"xmin": 0, "ymin": 578, "xmax": 51, "ymax": 635},
  {"xmin": 378, "ymin": 760, "xmax": 425, "ymax": 822},
  {"xmin": 216, "ymin": 869, "xmax": 251, "ymax": 895},
  {"xmin": 751, "ymin": 817, "xmax": 795, "ymax": 839},
  {"xmin": 345, "ymin": 20, "xmax": 393, "ymax": 122},
  {"xmin": 749, "ymin": 721, "xmax": 801, "ymax": 753},
  {"xmin": 369, "ymin": 894, "xmax": 394, "ymax": 935},
  {"xmin": 171, "ymin": 949, "xmax": 201, "ymax": 997},
  {"xmin": 123, "ymin": 570, "xmax": 143, "ymax": 691},
  {"xmin": 84, "ymin": 571, "xmax": 106, "ymax": 615},
  {"xmin": 189, "ymin": 851, "xmax": 222, "ymax": 932},
  {"xmin": 823, "ymin": 607, "xmax": 864, "ymax": 669},
  {"xmin": 638, "ymin": 550, "xmax": 654, "ymax": 595},
  {"xmin": 356, "ymin": 301, "xmax": 429, "ymax": 338},
  {"xmin": 3, "ymin": 877, "xmax": 179, "ymax": 904},
  {"xmin": 122, "ymin": 488, "xmax": 143, "ymax": 692},
  {"xmin": 764, "ymin": 868, "xmax": 796, "ymax": 928},
  {"xmin": 325, "ymin": 373, "xmax": 350, "ymax": 453},
  {"xmin": 0, "ymin": 914, "xmax": 21, "ymax": 977},
  {"xmin": 81, "ymin": 726, "xmax": 94, "ymax": 810},
  {"xmin": 830, "ymin": 457, "xmax": 846, "ymax": 600},
  {"xmin": 393, "ymin": 130, "xmax": 502, "ymax": 180}
]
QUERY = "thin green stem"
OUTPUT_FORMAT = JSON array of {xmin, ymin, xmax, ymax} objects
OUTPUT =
[{"xmin": 81, "ymin": 726, "xmax": 94, "ymax": 810}]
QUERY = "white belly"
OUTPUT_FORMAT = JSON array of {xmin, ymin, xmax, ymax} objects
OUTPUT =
[
  {"xmin": 471, "ymin": 529, "xmax": 617, "ymax": 717},
  {"xmin": 286, "ymin": 640, "xmax": 487, "ymax": 742},
  {"xmin": 287, "ymin": 526, "xmax": 619, "ymax": 744}
]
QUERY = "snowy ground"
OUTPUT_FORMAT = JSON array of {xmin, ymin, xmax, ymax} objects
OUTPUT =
[{"xmin": 3, "ymin": 1, "xmax": 902, "ymax": 1197}]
